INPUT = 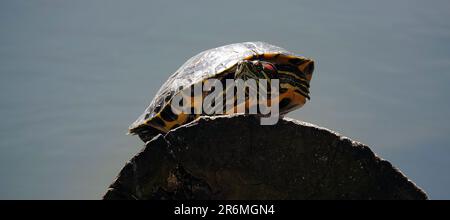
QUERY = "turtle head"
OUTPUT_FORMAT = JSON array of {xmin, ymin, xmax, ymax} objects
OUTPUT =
[{"xmin": 235, "ymin": 60, "xmax": 277, "ymax": 81}]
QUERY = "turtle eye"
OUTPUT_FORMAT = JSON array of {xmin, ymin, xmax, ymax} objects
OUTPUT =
[{"xmin": 250, "ymin": 60, "xmax": 262, "ymax": 69}]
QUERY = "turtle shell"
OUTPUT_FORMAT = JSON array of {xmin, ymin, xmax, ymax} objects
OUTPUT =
[{"xmin": 129, "ymin": 41, "xmax": 305, "ymax": 132}]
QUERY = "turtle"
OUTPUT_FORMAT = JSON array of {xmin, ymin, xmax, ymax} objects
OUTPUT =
[{"xmin": 129, "ymin": 42, "xmax": 315, "ymax": 142}]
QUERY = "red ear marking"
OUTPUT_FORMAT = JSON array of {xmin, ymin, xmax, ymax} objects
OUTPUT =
[{"xmin": 262, "ymin": 63, "xmax": 276, "ymax": 72}]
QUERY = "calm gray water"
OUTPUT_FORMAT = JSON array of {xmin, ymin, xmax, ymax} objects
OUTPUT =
[{"xmin": 1, "ymin": 0, "xmax": 449, "ymax": 199}]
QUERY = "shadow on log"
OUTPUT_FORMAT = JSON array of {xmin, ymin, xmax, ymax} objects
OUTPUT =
[{"xmin": 103, "ymin": 115, "xmax": 427, "ymax": 200}]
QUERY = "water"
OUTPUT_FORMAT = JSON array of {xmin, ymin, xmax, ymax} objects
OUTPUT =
[{"xmin": 1, "ymin": 0, "xmax": 449, "ymax": 199}]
